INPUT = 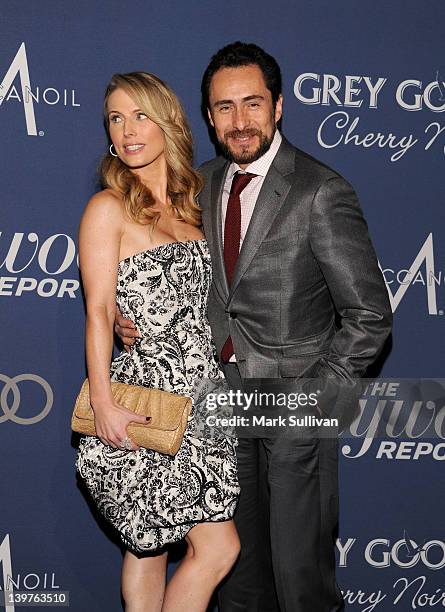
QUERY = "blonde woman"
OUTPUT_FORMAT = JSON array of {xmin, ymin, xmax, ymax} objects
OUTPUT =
[{"xmin": 75, "ymin": 72, "xmax": 240, "ymax": 612}]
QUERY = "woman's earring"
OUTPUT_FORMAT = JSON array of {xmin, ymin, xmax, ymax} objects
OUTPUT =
[{"xmin": 109, "ymin": 144, "xmax": 118, "ymax": 157}]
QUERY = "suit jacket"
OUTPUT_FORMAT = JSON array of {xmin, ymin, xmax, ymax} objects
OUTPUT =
[{"xmin": 199, "ymin": 136, "xmax": 392, "ymax": 386}]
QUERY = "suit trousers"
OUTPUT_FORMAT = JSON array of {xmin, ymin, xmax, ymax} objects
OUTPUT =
[{"xmin": 218, "ymin": 363, "xmax": 344, "ymax": 612}]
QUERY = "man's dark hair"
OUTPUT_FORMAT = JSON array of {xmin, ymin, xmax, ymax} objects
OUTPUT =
[{"xmin": 201, "ymin": 41, "xmax": 282, "ymax": 110}]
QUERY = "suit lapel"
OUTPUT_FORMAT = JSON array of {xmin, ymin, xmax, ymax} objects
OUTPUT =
[
  {"xmin": 209, "ymin": 161, "xmax": 230, "ymax": 298},
  {"xmin": 228, "ymin": 141, "xmax": 295, "ymax": 300}
]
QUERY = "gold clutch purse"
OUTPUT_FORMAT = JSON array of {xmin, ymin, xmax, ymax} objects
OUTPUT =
[{"xmin": 71, "ymin": 379, "xmax": 192, "ymax": 456}]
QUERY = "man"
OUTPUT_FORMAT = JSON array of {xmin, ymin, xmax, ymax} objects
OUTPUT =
[{"xmin": 116, "ymin": 42, "xmax": 392, "ymax": 611}]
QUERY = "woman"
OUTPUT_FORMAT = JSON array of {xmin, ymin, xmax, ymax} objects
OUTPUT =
[{"xmin": 75, "ymin": 72, "xmax": 240, "ymax": 612}]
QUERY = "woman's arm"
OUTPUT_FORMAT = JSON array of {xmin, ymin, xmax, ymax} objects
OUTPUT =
[
  {"xmin": 79, "ymin": 190, "xmax": 147, "ymax": 449},
  {"xmin": 79, "ymin": 190, "xmax": 121, "ymax": 406}
]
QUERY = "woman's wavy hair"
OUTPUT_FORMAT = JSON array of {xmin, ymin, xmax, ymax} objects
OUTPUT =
[{"xmin": 100, "ymin": 72, "xmax": 203, "ymax": 226}]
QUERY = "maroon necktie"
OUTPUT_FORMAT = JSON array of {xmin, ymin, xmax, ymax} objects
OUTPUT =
[{"xmin": 221, "ymin": 172, "xmax": 256, "ymax": 364}]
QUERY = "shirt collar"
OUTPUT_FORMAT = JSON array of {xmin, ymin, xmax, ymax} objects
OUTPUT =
[{"xmin": 227, "ymin": 129, "xmax": 282, "ymax": 180}]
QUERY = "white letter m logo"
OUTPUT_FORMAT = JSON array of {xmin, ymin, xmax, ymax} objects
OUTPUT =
[
  {"xmin": 383, "ymin": 233, "xmax": 438, "ymax": 315},
  {"xmin": 0, "ymin": 42, "xmax": 37, "ymax": 136},
  {"xmin": 0, "ymin": 534, "xmax": 15, "ymax": 612}
]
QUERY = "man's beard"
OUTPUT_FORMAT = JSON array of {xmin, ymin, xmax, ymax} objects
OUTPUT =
[{"xmin": 217, "ymin": 126, "xmax": 275, "ymax": 165}]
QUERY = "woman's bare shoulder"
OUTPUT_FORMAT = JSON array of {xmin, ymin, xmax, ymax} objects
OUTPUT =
[
  {"xmin": 86, "ymin": 187, "xmax": 123, "ymax": 209},
  {"xmin": 82, "ymin": 188, "xmax": 125, "ymax": 222}
]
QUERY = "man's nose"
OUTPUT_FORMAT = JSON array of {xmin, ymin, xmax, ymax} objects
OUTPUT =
[{"xmin": 232, "ymin": 106, "xmax": 249, "ymax": 131}]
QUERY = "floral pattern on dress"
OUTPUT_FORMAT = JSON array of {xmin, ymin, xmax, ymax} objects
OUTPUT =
[{"xmin": 76, "ymin": 239, "xmax": 239, "ymax": 553}]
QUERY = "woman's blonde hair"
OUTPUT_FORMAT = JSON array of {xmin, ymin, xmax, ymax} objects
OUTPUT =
[{"xmin": 100, "ymin": 72, "xmax": 203, "ymax": 226}]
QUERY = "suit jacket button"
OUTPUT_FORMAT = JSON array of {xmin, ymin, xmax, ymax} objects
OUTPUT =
[{"xmin": 229, "ymin": 313, "xmax": 237, "ymax": 319}]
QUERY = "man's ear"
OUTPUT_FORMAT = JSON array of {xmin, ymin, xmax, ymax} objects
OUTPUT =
[
  {"xmin": 274, "ymin": 94, "xmax": 283, "ymax": 124},
  {"xmin": 207, "ymin": 108, "xmax": 215, "ymax": 127}
]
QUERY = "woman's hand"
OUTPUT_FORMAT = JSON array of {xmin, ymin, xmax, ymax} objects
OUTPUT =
[
  {"xmin": 92, "ymin": 399, "xmax": 150, "ymax": 451},
  {"xmin": 115, "ymin": 305, "xmax": 141, "ymax": 353}
]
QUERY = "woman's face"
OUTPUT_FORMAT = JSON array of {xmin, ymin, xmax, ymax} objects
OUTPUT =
[{"xmin": 106, "ymin": 88, "xmax": 165, "ymax": 169}]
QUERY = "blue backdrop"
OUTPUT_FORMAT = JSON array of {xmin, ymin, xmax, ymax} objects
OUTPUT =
[{"xmin": 1, "ymin": 2, "xmax": 444, "ymax": 610}]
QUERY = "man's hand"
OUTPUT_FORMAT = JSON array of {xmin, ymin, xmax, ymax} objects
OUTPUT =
[{"xmin": 114, "ymin": 305, "xmax": 140, "ymax": 352}]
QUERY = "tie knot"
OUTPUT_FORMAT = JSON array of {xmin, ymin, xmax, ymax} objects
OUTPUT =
[{"xmin": 230, "ymin": 172, "xmax": 257, "ymax": 197}]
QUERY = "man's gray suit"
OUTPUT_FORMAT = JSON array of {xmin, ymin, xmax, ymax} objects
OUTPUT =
[{"xmin": 199, "ymin": 136, "xmax": 392, "ymax": 612}]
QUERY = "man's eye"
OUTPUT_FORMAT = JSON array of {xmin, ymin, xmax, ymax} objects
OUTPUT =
[
  {"xmin": 219, "ymin": 106, "xmax": 230, "ymax": 112},
  {"xmin": 249, "ymin": 103, "xmax": 260, "ymax": 108}
]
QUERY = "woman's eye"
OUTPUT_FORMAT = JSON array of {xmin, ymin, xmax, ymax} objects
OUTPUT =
[
  {"xmin": 137, "ymin": 112, "xmax": 147, "ymax": 119},
  {"xmin": 110, "ymin": 115, "xmax": 121, "ymax": 123}
]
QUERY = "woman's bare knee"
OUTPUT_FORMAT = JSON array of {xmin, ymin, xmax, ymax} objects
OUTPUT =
[
  {"xmin": 218, "ymin": 529, "xmax": 241, "ymax": 575},
  {"xmin": 186, "ymin": 521, "xmax": 240, "ymax": 581}
]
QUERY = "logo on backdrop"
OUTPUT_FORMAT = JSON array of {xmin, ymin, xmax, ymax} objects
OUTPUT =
[
  {"xmin": 293, "ymin": 71, "xmax": 445, "ymax": 161},
  {"xmin": 0, "ymin": 231, "xmax": 80, "ymax": 299},
  {"xmin": 341, "ymin": 379, "xmax": 445, "ymax": 462},
  {"xmin": 0, "ymin": 534, "xmax": 63, "ymax": 612},
  {"xmin": 337, "ymin": 533, "xmax": 445, "ymax": 611},
  {"xmin": 0, "ymin": 374, "xmax": 53, "ymax": 424},
  {"xmin": 337, "ymin": 532, "xmax": 445, "ymax": 570},
  {"xmin": 0, "ymin": 42, "xmax": 80, "ymax": 137},
  {"xmin": 380, "ymin": 233, "xmax": 444, "ymax": 316}
]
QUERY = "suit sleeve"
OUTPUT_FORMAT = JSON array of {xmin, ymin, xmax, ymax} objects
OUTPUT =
[{"xmin": 309, "ymin": 176, "xmax": 392, "ymax": 382}]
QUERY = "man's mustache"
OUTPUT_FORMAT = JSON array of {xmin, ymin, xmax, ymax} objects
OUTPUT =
[{"xmin": 224, "ymin": 129, "xmax": 262, "ymax": 140}]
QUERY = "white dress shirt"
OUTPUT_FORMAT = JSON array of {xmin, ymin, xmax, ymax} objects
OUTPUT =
[{"xmin": 221, "ymin": 130, "xmax": 282, "ymax": 248}]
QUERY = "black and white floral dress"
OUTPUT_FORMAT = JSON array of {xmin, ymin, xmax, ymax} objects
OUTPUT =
[{"xmin": 76, "ymin": 239, "xmax": 239, "ymax": 553}]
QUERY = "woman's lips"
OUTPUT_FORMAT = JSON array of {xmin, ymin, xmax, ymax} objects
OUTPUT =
[{"xmin": 123, "ymin": 144, "xmax": 145, "ymax": 155}]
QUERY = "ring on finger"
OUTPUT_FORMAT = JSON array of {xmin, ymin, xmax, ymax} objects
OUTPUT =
[{"xmin": 120, "ymin": 436, "xmax": 132, "ymax": 450}]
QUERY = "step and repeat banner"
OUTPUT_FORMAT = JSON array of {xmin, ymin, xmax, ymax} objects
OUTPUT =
[{"xmin": 1, "ymin": 1, "xmax": 444, "ymax": 610}]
